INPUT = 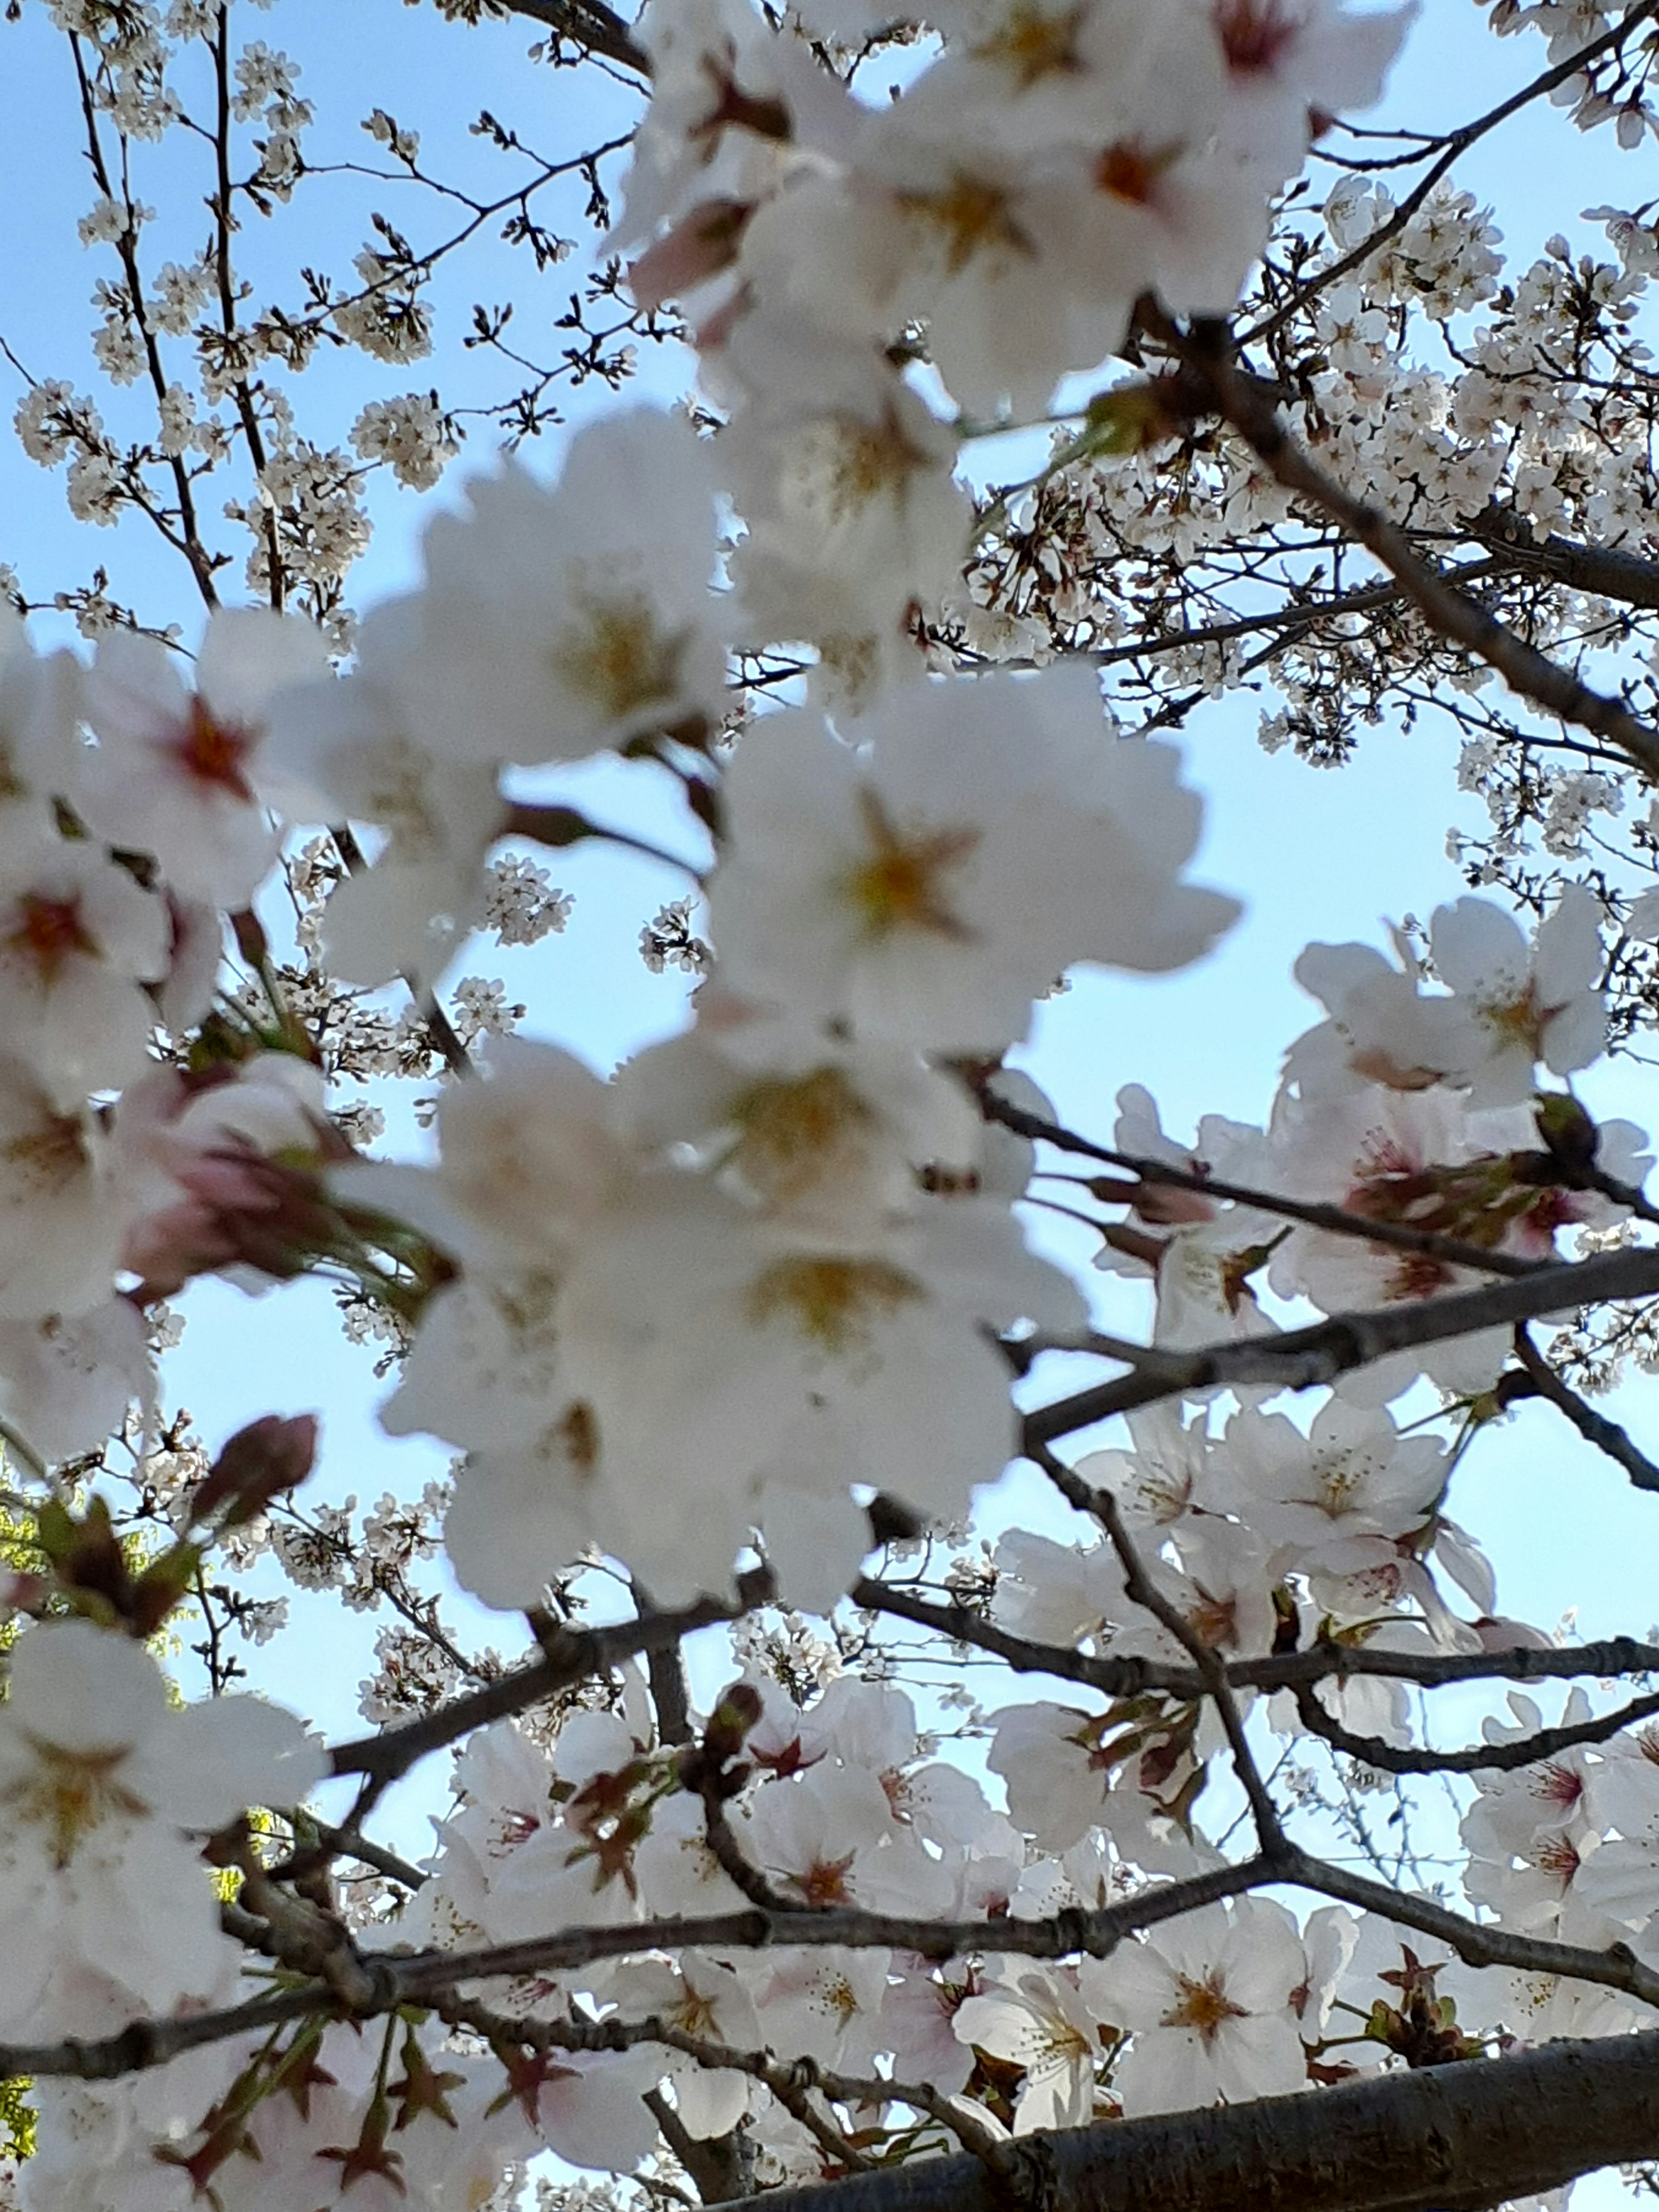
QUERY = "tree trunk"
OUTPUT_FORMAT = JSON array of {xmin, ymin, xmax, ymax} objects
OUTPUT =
[{"xmin": 731, "ymin": 2031, "xmax": 1659, "ymax": 2212}]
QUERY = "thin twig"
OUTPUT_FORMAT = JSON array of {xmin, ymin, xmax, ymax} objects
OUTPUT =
[
  {"xmin": 1160, "ymin": 311, "xmax": 1659, "ymax": 785},
  {"xmin": 1243, "ymin": 3, "xmax": 1659, "ymax": 346},
  {"xmin": 974, "ymin": 1081, "xmax": 1544, "ymax": 1281},
  {"xmin": 1290, "ymin": 1679, "xmax": 1659, "ymax": 1777},
  {"xmin": 1510, "ymin": 1325, "xmax": 1659, "ymax": 1493}
]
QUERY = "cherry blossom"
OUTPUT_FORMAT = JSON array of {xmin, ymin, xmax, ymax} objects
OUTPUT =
[
  {"xmin": 1088, "ymin": 1898, "xmax": 1310, "ymax": 2115},
  {"xmin": 0, "ymin": 832, "xmax": 169, "ymax": 1105},
  {"xmin": 0, "ymin": 1620, "xmax": 323, "ymax": 2037},
  {"xmin": 397, "ymin": 409, "xmax": 728, "ymax": 767},
  {"xmin": 1420, "ymin": 889, "xmax": 1609, "ymax": 1107},
  {"xmin": 81, "ymin": 611, "xmax": 328, "ymax": 908},
  {"xmin": 709, "ymin": 667, "xmax": 1238, "ymax": 1056}
]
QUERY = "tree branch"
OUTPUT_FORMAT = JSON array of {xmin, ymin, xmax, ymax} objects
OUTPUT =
[
  {"xmin": 1511, "ymin": 1324, "xmax": 1659, "ymax": 1494},
  {"xmin": 711, "ymin": 2027, "xmax": 1659, "ymax": 2212},
  {"xmin": 1022, "ymin": 1242, "xmax": 1659, "ymax": 1448},
  {"xmin": 489, "ymin": 0, "xmax": 651, "ymax": 74},
  {"xmin": 1244, "ymin": 1, "xmax": 1659, "ymax": 345},
  {"xmin": 852, "ymin": 1581, "xmax": 1659, "ymax": 1699},
  {"xmin": 973, "ymin": 1081, "xmax": 1545, "ymax": 1280},
  {"xmin": 1469, "ymin": 511, "xmax": 1659, "ymax": 616},
  {"xmin": 1160, "ymin": 310, "xmax": 1659, "ymax": 784},
  {"xmin": 1290, "ymin": 1678, "xmax": 1659, "ymax": 1777},
  {"xmin": 327, "ymin": 1585, "xmax": 763, "ymax": 1797}
]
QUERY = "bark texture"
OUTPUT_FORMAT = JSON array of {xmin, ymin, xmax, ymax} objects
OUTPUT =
[{"xmin": 725, "ymin": 2031, "xmax": 1659, "ymax": 2212}]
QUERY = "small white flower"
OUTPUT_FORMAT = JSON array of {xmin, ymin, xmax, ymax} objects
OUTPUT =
[{"xmin": 0, "ymin": 1620, "xmax": 324, "ymax": 2037}]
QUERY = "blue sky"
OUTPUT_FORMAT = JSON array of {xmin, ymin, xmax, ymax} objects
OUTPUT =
[{"xmin": 3, "ymin": 5, "xmax": 1659, "ymax": 2183}]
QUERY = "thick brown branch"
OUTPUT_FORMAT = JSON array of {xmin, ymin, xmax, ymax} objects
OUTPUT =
[
  {"xmin": 855, "ymin": 1581, "xmax": 1659, "ymax": 1699},
  {"xmin": 1023, "ymin": 1242, "xmax": 1659, "ymax": 1447},
  {"xmin": 1283, "ymin": 1842, "xmax": 1659, "ymax": 2007},
  {"xmin": 712, "ymin": 2028, "xmax": 1659, "ymax": 2212},
  {"xmin": 1470, "ymin": 512, "xmax": 1659, "ymax": 615},
  {"xmin": 492, "ymin": 0, "xmax": 651, "ymax": 74}
]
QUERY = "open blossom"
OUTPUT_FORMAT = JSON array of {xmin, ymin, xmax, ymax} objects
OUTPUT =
[
  {"xmin": 35, "ymin": 2016, "xmax": 542, "ymax": 2212},
  {"xmin": 1087, "ymin": 1898, "xmax": 1309, "ymax": 2115},
  {"xmin": 955, "ymin": 1965, "xmax": 1103, "ymax": 2132},
  {"xmin": 264, "ymin": 599, "xmax": 507, "ymax": 989},
  {"xmin": 81, "ymin": 610, "xmax": 329, "ymax": 908},
  {"xmin": 1212, "ymin": 1396, "xmax": 1446, "ymax": 1573},
  {"xmin": 0, "ymin": 1298, "xmax": 152, "ymax": 1465},
  {"xmin": 613, "ymin": 1029, "xmax": 981, "ymax": 1236},
  {"xmin": 606, "ymin": 1951, "xmax": 762, "ymax": 2138},
  {"xmin": 708, "ymin": 667, "xmax": 1238, "ymax": 1056},
  {"xmin": 988, "ymin": 1701, "xmax": 1132, "ymax": 1853},
  {"xmin": 0, "ymin": 608, "xmax": 83, "ymax": 836},
  {"xmin": 739, "ymin": 1760, "xmax": 954, "ymax": 1915},
  {"xmin": 1285, "ymin": 927, "xmax": 1442, "ymax": 1096},
  {"xmin": 0, "ymin": 832, "xmax": 169, "ymax": 1104},
  {"xmin": 0, "ymin": 1054, "xmax": 133, "ymax": 1322},
  {"xmin": 739, "ymin": 130, "xmax": 1109, "ymax": 420},
  {"xmin": 991, "ymin": 1527, "xmax": 1130, "ymax": 1649},
  {"xmin": 398, "ymin": 408, "xmax": 728, "ymax": 768},
  {"xmin": 717, "ymin": 320, "xmax": 975, "ymax": 658},
  {"xmin": 417, "ymin": 1189, "xmax": 1072, "ymax": 1610},
  {"xmin": 1075, "ymin": 1399, "xmax": 1225, "ymax": 1534},
  {"xmin": 1285, "ymin": 890, "xmax": 1610, "ymax": 1112},
  {"xmin": 372, "ymin": 1033, "xmax": 634, "ymax": 1277},
  {"xmin": 1418, "ymin": 888, "xmax": 1608, "ymax": 1106},
  {"xmin": 550, "ymin": 1180, "xmax": 1081, "ymax": 1600},
  {"xmin": 0, "ymin": 1620, "xmax": 324, "ymax": 2037}
]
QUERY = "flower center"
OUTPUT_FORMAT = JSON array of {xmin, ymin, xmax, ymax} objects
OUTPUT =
[
  {"xmin": 1385, "ymin": 1251, "xmax": 1456, "ymax": 1304},
  {"xmin": 1214, "ymin": 0, "xmax": 1299, "ymax": 73},
  {"xmin": 1162, "ymin": 1968, "xmax": 1247, "ymax": 2041},
  {"xmin": 548, "ymin": 591, "xmax": 688, "ymax": 723},
  {"xmin": 7, "ymin": 892, "xmax": 97, "ymax": 985},
  {"xmin": 8, "ymin": 1737, "xmax": 147, "ymax": 1868},
  {"xmin": 2, "ymin": 1109, "xmax": 92, "ymax": 1198},
  {"xmin": 557, "ymin": 1401, "xmax": 600, "ymax": 1476},
  {"xmin": 1535, "ymin": 1760, "xmax": 1583, "ymax": 1810},
  {"xmin": 970, "ymin": 0, "xmax": 1087, "ymax": 87},
  {"xmin": 1479, "ymin": 986, "xmax": 1545, "ymax": 1054},
  {"xmin": 1312, "ymin": 1452, "xmax": 1364, "ymax": 1516},
  {"xmin": 1095, "ymin": 140, "xmax": 1179, "ymax": 207},
  {"xmin": 846, "ymin": 788, "xmax": 979, "ymax": 941},
  {"xmin": 1535, "ymin": 1834, "xmax": 1581, "ymax": 1879},
  {"xmin": 799, "ymin": 410, "xmax": 937, "ymax": 525},
  {"xmin": 176, "ymin": 695, "xmax": 257, "ymax": 799},
  {"xmin": 730, "ymin": 1067, "xmax": 876, "ymax": 1204},
  {"xmin": 365, "ymin": 737, "xmax": 446, "ymax": 855},
  {"xmin": 797, "ymin": 1852, "xmax": 858, "ymax": 1908},
  {"xmin": 747, "ymin": 1254, "xmax": 922, "ymax": 1355},
  {"xmin": 899, "ymin": 173, "xmax": 1029, "ymax": 275}
]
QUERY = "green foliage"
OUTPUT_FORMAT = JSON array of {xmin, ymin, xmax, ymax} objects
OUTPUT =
[{"xmin": 0, "ymin": 2073, "xmax": 36, "ymax": 2161}]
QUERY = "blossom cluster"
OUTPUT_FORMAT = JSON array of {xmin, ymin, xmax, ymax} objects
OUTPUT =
[{"xmin": 8, "ymin": 0, "xmax": 1659, "ymax": 2208}]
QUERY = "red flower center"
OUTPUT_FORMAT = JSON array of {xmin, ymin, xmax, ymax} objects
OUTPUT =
[
  {"xmin": 1215, "ymin": 0, "xmax": 1298, "ymax": 73},
  {"xmin": 177, "ymin": 695, "xmax": 256, "ymax": 799},
  {"xmin": 10, "ymin": 893, "xmax": 95, "ymax": 983}
]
